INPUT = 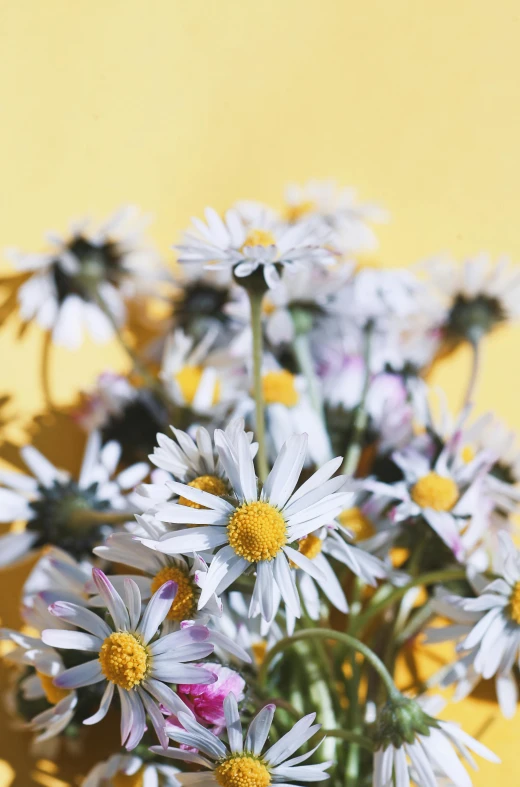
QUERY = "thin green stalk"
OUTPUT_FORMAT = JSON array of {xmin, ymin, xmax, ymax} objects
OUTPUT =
[
  {"xmin": 320, "ymin": 729, "xmax": 374, "ymax": 752},
  {"xmin": 350, "ymin": 568, "xmax": 468, "ymax": 635},
  {"xmin": 257, "ymin": 628, "xmax": 399, "ymax": 700},
  {"xmin": 463, "ymin": 339, "xmax": 480, "ymax": 408},
  {"xmin": 342, "ymin": 322, "xmax": 373, "ymax": 475},
  {"xmin": 69, "ymin": 509, "xmax": 136, "ymax": 529},
  {"xmin": 248, "ymin": 290, "xmax": 268, "ymax": 482}
]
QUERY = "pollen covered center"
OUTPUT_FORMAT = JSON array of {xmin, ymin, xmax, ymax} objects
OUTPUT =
[
  {"xmin": 150, "ymin": 565, "xmax": 197, "ymax": 621},
  {"xmin": 227, "ymin": 501, "xmax": 287, "ymax": 563},
  {"xmin": 262, "ymin": 370, "xmax": 299, "ymax": 407},
  {"xmin": 241, "ymin": 229, "xmax": 276, "ymax": 252},
  {"xmin": 99, "ymin": 631, "xmax": 148, "ymax": 690},
  {"xmin": 338, "ymin": 507, "xmax": 376, "ymax": 541},
  {"xmin": 175, "ymin": 365, "xmax": 220, "ymax": 406},
  {"xmin": 179, "ymin": 474, "xmax": 228, "ymax": 509},
  {"xmin": 509, "ymin": 582, "xmax": 520, "ymax": 624},
  {"xmin": 36, "ymin": 671, "xmax": 71, "ymax": 705},
  {"xmin": 285, "ymin": 200, "xmax": 316, "ymax": 223},
  {"xmin": 411, "ymin": 472, "xmax": 458, "ymax": 512},
  {"xmin": 215, "ymin": 755, "xmax": 271, "ymax": 787},
  {"xmin": 290, "ymin": 533, "xmax": 323, "ymax": 568}
]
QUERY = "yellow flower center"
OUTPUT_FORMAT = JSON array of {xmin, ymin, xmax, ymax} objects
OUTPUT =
[
  {"xmin": 338, "ymin": 508, "xmax": 376, "ymax": 541},
  {"xmin": 410, "ymin": 472, "xmax": 459, "ymax": 512},
  {"xmin": 36, "ymin": 671, "xmax": 71, "ymax": 705},
  {"xmin": 150, "ymin": 565, "xmax": 198, "ymax": 622},
  {"xmin": 215, "ymin": 755, "xmax": 271, "ymax": 787},
  {"xmin": 262, "ymin": 370, "xmax": 299, "ymax": 408},
  {"xmin": 289, "ymin": 533, "xmax": 323, "ymax": 568},
  {"xmin": 112, "ymin": 768, "xmax": 145, "ymax": 787},
  {"xmin": 240, "ymin": 229, "xmax": 276, "ymax": 252},
  {"xmin": 174, "ymin": 365, "xmax": 220, "ymax": 406},
  {"xmin": 98, "ymin": 632, "xmax": 148, "ymax": 690},
  {"xmin": 179, "ymin": 474, "xmax": 229, "ymax": 509},
  {"xmin": 227, "ymin": 501, "xmax": 287, "ymax": 563},
  {"xmin": 251, "ymin": 640, "xmax": 268, "ymax": 666},
  {"xmin": 510, "ymin": 582, "xmax": 520, "ymax": 624},
  {"xmin": 285, "ymin": 199, "xmax": 316, "ymax": 223},
  {"xmin": 461, "ymin": 445, "xmax": 475, "ymax": 463}
]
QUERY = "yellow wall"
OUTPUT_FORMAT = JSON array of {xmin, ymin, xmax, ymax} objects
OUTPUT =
[{"xmin": 0, "ymin": 2, "xmax": 519, "ymax": 784}]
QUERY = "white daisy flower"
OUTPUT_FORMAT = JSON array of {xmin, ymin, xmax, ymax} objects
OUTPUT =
[
  {"xmin": 42, "ymin": 569, "xmax": 216, "ymax": 750},
  {"xmin": 145, "ymin": 419, "xmax": 256, "ymax": 502},
  {"xmin": 271, "ymin": 524, "xmax": 386, "ymax": 634},
  {"xmin": 373, "ymin": 694, "xmax": 499, "ymax": 787},
  {"xmin": 364, "ymin": 437, "xmax": 492, "ymax": 562},
  {"xmin": 141, "ymin": 428, "xmax": 352, "ymax": 623},
  {"xmin": 83, "ymin": 753, "xmax": 181, "ymax": 787},
  {"xmin": 176, "ymin": 205, "xmax": 336, "ymax": 289},
  {"xmin": 284, "ymin": 179, "xmax": 388, "ymax": 256},
  {"xmin": 23, "ymin": 546, "xmax": 93, "ymax": 608},
  {"xmin": 6, "ymin": 205, "xmax": 162, "ymax": 349},
  {"xmin": 0, "ymin": 628, "xmax": 78, "ymax": 742},
  {"xmin": 151, "ymin": 692, "xmax": 332, "ymax": 785},
  {"xmin": 73, "ymin": 371, "xmax": 137, "ymax": 432},
  {"xmin": 160, "ymin": 328, "xmax": 246, "ymax": 417},
  {"xmin": 425, "ymin": 253, "xmax": 520, "ymax": 343},
  {"xmin": 443, "ymin": 532, "xmax": 520, "ymax": 718},
  {"xmin": 0, "ymin": 431, "xmax": 148, "ymax": 568}
]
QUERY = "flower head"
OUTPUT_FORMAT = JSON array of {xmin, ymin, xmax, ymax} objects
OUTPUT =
[
  {"xmin": 42, "ymin": 569, "xmax": 216, "ymax": 750},
  {"xmin": 152, "ymin": 693, "xmax": 331, "ymax": 785},
  {"xmin": 140, "ymin": 428, "xmax": 352, "ymax": 623}
]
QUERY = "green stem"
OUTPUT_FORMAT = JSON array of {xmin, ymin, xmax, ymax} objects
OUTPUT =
[
  {"xmin": 248, "ymin": 290, "xmax": 268, "ymax": 483},
  {"xmin": 320, "ymin": 729, "xmax": 374, "ymax": 752},
  {"xmin": 293, "ymin": 331, "xmax": 334, "ymax": 459},
  {"xmin": 257, "ymin": 628, "xmax": 399, "ymax": 700},
  {"xmin": 341, "ymin": 322, "xmax": 373, "ymax": 476},
  {"xmin": 69, "ymin": 509, "xmax": 136, "ymax": 529},
  {"xmin": 351, "ymin": 568, "xmax": 467, "ymax": 634},
  {"xmin": 41, "ymin": 329, "xmax": 53, "ymax": 409},
  {"xmin": 463, "ymin": 339, "xmax": 480, "ymax": 408}
]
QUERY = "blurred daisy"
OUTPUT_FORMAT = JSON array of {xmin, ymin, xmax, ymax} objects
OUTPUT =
[
  {"xmin": 160, "ymin": 328, "xmax": 245, "ymax": 417},
  {"xmin": 0, "ymin": 628, "xmax": 77, "ymax": 742},
  {"xmin": 426, "ymin": 253, "xmax": 520, "ymax": 343},
  {"xmin": 364, "ymin": 435, "xmax": 492, "ymax": 562},
  {"xmin": 373, "ymin": 694, "xmax": 498, "ymax": 787},
  {"xmin": 0, "ymin": 431, "xmax": 148, "ymax": 567},
  {"xmin": 7, "ymin": 206, "xmax": 162, "ymax": 349},
  {"xmin": 284, "ymin": 179, "xmax": 388, "ymax": 256},
  {"xmin": 83, "ymin": 753, "xmax": 181, "ymax": 787},
  {"xmin": 176, "ymin": 205, "xmax": 336, "ymax": 289},
  {"xmin": 151, "ymin": 693, "xmax": 332, "ymax": 785},
  {"xmin": 141, "ymin": 429, "xmax": 352, "ymax": 623},
  {"xmin": 42, "ymin": 569, "xmax": 216, "ymax": 750},
  {"xmin": 450, "ymin": 533, "xmax": 520, "ymax": 717}
]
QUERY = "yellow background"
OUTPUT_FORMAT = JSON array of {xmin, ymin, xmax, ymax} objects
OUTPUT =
[{"xmin": 1, "ymin": 1, "xmax": 520, "ymax": 784}]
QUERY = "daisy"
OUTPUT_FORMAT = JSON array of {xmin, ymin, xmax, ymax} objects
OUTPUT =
[
  {"xmin": 23, "ymin": 545, "xmax": 93, "ymax": 608},
  {"xmin": 83, "ymin": 753, "xmax": 181, "ymax": 787},
  {"xmin": 425, "ymin": 253, "xmax": 520, "ymax": 343},
  {"xmin": 151, "ymin": 692, "xmax": 332, "ymax": 785},
  {"xmin": 141, "ymin": 428, "xmax": 352, "ymax": 623},
  {"xmin": 0, "ymin": 431, "xmax": 148, "ymax": 568},
  {"xmin": 176, "ymin": 205, "xmax": 336, "ymax": 289},
  {"xmin": 373, "ymin": 694, "xmax": 499, "ymax": 787},
  {"xmin": 283, "ymin": 179, "xmax": 388, "ymax": 256},
  {"xmin": 445, "ymin": 532, "xmax": 520, "ymax": 717},
  {"xmin": 160, "ymin": 328, "xmax": 246, "ymax": 417},
  {"xmin": 272, "ymin": 524, "xmax": 387, "ymax": 634},
  {"xmin": 6, "ymin": 206, "xmax": 162, "ymax": 349},
  {"xmin": 0, "ymin": 628, "xmax": 78, "ymax": 742},
  {"xmin": 42, "ymin": 569, "xmax": 216, "ymax": 750},
  {"xmin": 364, "ymin": 434, "xmax": 492, "ymax": 563}
]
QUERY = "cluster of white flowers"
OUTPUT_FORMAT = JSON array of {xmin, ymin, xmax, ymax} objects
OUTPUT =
[{"xmin": 1, "ymin": 180, "xmax": 519, "ymax": 786}]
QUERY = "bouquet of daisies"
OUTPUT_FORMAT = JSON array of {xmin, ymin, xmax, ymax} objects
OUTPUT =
[{"xmin": 1, "ymin": 182, "xmax": 518, "ymax": 786}]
